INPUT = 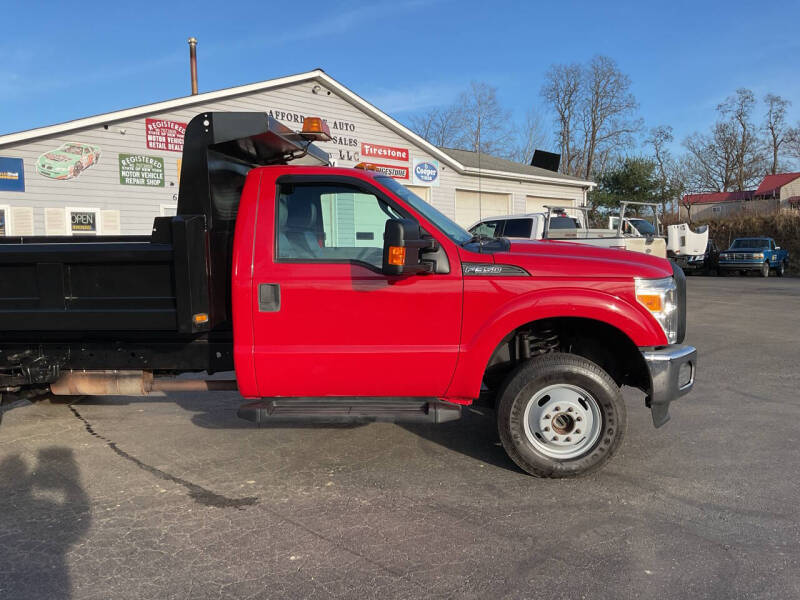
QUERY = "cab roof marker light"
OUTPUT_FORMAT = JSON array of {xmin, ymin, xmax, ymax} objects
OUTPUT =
[{"xmin": 300, "ymin": 117, "xmax": 332, "ymax": 142}]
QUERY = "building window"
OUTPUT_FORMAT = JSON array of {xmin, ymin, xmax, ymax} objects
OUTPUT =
[
  {"xmin": 160, "ymin": 205, "xmax": 178, "ymax": 217},
  {"xmin": 712, "ymin": 206, "xmax": 721, "ymax": 214},
  {"xmin": 0, "ymin": 205, "xmax": 9, "ymax": 236}
]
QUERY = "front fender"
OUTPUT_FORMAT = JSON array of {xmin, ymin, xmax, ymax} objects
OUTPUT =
[{"xmin": 444, "ymin": 287, "xmax": 667, "ymax": 400}]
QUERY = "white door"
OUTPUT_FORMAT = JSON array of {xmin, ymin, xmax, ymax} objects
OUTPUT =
[{"xmin": 455, "ymin": 190, "xmax": 511, "ymax": 227}]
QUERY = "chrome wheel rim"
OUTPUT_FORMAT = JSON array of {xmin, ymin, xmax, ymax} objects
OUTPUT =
[{"xmin": 522, "ymin": 384, "xmax": 602, "ymax": 459}]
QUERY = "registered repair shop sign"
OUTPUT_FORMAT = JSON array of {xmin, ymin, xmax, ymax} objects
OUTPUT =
[
  {"xmin": 412, "ymin": 158, "xmax": 439, "ymax": 186},
  {"xmin": 119, "ymin": 154, "xmax": 165, "ymax": 187}
]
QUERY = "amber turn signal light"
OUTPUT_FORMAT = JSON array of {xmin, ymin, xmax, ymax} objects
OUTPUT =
[
  {"xmin": 636, "ymin": 293, "xmax": 663, "ymax": 313},
  {"xmin": 387, "ymin": 246, "xmax": 406, "ymax": 266}
]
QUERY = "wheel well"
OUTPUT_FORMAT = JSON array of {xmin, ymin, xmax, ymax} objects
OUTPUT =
[{"xmin": 482, "ymin": 317, "xmax": 649, "ymax": 401}]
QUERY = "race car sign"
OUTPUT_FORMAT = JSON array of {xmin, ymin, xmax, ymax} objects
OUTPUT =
[
  {"xmin": 371, "ymin": 163, "xmax": 409, "ymax": 179},
  {"xmin": 145, "ymin": 119, "xmax": 186, "ymax": 153},
  {"xmin": 361, "ymin": 142, "xmax": 409, "ymax": 162},
  {"xmin": 119, "ymin": 154, "xmax": 165, "ymax": 187}
]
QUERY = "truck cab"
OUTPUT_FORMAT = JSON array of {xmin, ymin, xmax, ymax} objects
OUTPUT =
[{"xmin": 0, "ymin": 112, "xmax": 697, "ymax": 478}]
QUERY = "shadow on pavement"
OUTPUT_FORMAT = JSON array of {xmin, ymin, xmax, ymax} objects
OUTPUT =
[{"xmin": 0, "ymin": 447, "xmax": 90, "ymax": 600}]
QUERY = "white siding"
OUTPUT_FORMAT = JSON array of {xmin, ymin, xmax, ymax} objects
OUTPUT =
[{"xmin": 0, "ymin": 79, "xmax": 588, "ymax": 235}]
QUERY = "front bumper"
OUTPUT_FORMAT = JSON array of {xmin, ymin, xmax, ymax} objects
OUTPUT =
[
  {"xmin": 642, "ymin": 344, "xmax": 697, "ymax": 427},
  {"xmin": 719, "ymin": 261, "xmax": 762, "ymax": 270}
]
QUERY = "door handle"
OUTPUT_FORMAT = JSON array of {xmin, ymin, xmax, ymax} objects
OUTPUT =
[{"xmin": 258, "ymin": 283, "xmax": 281, "ymax": 312}]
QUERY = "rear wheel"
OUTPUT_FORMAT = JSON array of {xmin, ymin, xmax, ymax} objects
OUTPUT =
[
  {"xmin": 496, "ymin": 353, "xmax": 626, "ymax": 478},
  {"xmin": 760, "ymin": 262, "xmax": 770, "ymax": 278}
]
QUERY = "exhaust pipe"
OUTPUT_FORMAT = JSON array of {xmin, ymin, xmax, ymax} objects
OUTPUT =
[
  {"xmin": 50, "ymin": 370, "xmax": 237, "ymax": 396},
  {"xmin": 188, "ymin": 37, "xmax": 198, "ymax": 95}
]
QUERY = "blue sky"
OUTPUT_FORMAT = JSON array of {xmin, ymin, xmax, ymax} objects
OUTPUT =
[{"xmin": 2, "ymin": 0, "xmax": 799, "ymax": 155}]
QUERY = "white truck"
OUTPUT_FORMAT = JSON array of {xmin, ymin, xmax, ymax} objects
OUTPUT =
[{"xmin": 469, "ymin": 202, "xmax": 670, "ymax": 258}]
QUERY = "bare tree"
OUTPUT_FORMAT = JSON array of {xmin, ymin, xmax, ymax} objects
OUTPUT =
[
  {"xmin": 580, "ymin": 55, "xmax": 642, "ymax": 180},
  {"xmin": 717, "ymin": 88, "xmax": 765, "ymax": 190},
  {"xmin": 407, "ymin": 82, "xmax": 512, "ymax": 157},
  {"xmin": 451, "ymin": 81, "xmax": 512, "ymax": 156},
  {"xmin": 506, "ymin": 108, "xmax": 550, "ymax": 164},
  {"xmin": 646, "ymin": 125, "xmax": 680, "ymax": 215},
  {"xmin": 683, "ymin": 122, "xmax": 738, "ymax": 192},
  {"xmin": 763, "ymin": 94, "xmax": 792, "ymax": 174},
  {"xmin": 541, "ymin": 63, "xmax": 583, "ymax": 176},
  {"xmin": 682, "ymin": 89, "xmax": 766, "ymax": 193},
  {"xmin": 407, "ymin": 106, "xmax": 463, "ymax": 148},
  {"xmin": 540, "ymin": 56, "xmax": 640, "ymax": 180}
]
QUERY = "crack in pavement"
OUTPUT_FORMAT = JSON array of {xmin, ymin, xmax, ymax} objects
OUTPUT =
[{"xmin": 68, "ymin": 404, "xmax": 258, "ymax": 509}]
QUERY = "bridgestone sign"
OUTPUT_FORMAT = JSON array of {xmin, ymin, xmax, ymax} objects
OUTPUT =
[{"xmin": 119, "ymin": 154, "xmax": 165, "ymax": 187}]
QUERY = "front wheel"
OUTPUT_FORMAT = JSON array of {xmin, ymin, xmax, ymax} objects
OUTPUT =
[
  {"xmin": 776, "ymin": 261, "xmax": 786, "ymax": 277},
  {"xmin": 760, "ymin": 262, "xmax": 770, "ymax": 278},
  {"xmin": 496, "ymin": 353, "xmax": 626, "ymax": 478}
]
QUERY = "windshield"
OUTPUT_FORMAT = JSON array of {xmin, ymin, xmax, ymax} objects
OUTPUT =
[
  {"xmin": 629, "ymin": 218, "xmax": 656, "ymax": 235},
  {"xmin": 731, "ymin": 238, "xmax": 768, "ymax": 249},
  {"xmin": 375, "ymin": 176, "xmax": 472, "ymax": 244}
]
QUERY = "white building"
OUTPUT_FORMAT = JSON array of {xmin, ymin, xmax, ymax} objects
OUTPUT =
[{"xmin": 0, "ymin": 69, "xmax": 593, "ymax": 237}]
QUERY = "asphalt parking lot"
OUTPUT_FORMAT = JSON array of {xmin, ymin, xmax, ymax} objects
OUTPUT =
[{"xmin": 1, "ymin": 276, "xmax": 799, "ymax": 600}]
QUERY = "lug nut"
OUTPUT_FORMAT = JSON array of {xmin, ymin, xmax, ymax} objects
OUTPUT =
[
  {"xmin": 565, "ymin": 437, "xmax": 571, "ymax": 442},
  {"xmin": 567, "ymin": 407, "xmax": 573, "ymax": 412},
  {"xmin": 544, "ymin": 414, "xmax": 550, "ymax": 419},
  {"xmin": 555, "ymin": 406, "xmax": 561, "ymax": 411},
  {"xmin": 576, "ymin": 417, "xmax": 582, "ymax": 422},
  {"xmin": 575, "ymin": 429, "xmax": 581, "ymax": 434},
  {"xmin": 543, "ymin": 426, "xmax": 550, "ymax": 432},
  {"xmin": 552, "ymin": 436, "xmax": 559, "ymax": 441}
]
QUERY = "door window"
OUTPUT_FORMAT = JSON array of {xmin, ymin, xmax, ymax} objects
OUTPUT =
[
  {"xmin": 469, "ymin": 220, "xmax": 503, "ymax": 237},
  {"xmin": 502, "ymin": 218, "xmax": 533, "ymax": 238},
  {"xmin": 276, "ymin": 183, "xmax": 403, "ymax": 268}
]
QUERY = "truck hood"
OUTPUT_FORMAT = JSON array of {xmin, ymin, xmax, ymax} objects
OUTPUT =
[{"xmin": 490, "ymin": 239, "xmax": 673, "ymax": 279}]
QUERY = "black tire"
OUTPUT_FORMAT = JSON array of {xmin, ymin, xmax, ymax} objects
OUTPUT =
[
  {"xmin": 496, "ymin": 353, "xmax": 626, "ymax": 478},
  {"xmin": 776, "ymin": 261, "xmax": 786, "ymax": 277},
  {"xmin": 760, "ymin": 262, "xmax": 769, "ymax": 278}
]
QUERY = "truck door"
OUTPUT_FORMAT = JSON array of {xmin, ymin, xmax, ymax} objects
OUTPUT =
[{"xmin": 250, "ymin": 175, "xmax": 463, "ymax": 398}]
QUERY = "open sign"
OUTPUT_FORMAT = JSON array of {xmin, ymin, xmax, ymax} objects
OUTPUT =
[{"xmin": 70, "ymin": 211, "xmax": 97, "ymax": 234}]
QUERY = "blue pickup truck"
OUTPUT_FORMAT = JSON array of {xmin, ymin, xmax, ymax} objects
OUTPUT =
[{"xmin": 719, "ymin": 237, "xmax": 789, "ymax": 277}]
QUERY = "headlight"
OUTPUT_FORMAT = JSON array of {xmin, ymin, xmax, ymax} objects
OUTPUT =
[
  {"xmin": 635, "ymin": 276, "xmax": 678, "ymax": 344},
  {"xmin": 752, "ymin": 252, "xmax": 764, "ymax": 259}
]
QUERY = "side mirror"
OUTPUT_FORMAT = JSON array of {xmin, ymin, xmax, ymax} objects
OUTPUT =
[
  {"xmin": 382, "ymin": 218, "xmax": 437, "ymax": 276},
  {"xmin": 775, "ymin": 246, "xmax": 781, "ymax": 250}
]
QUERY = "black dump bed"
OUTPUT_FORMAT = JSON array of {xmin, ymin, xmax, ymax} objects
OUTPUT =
[
  {"xmin": 0, "ymin": 217, "xmax": 206, "ymax": 334},
  {"xmin": 0, "ymin": 112, "xmax": 329, "ymax": 387}
]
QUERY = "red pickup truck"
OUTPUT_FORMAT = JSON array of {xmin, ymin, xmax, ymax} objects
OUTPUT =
[{"xmin": 0, "ymin": 113, "xmax": 696, "ymax": 478}]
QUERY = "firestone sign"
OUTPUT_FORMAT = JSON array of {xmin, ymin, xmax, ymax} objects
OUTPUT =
[
  {"xmin": 371, "ymin": 164, "xmax": 409, "ymax": 179},
  {"xmin": 361, "ymin": 143, "xmax": 409, "ymax": 162},
  {"xmin": 145, "ymin": 119, "xmax": 186, "ymax": 153}
]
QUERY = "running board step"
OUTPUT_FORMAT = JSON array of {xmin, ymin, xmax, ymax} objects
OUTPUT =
[{"xmin": 237, "ymin": 398, "xmax": 461, "ymax": 425}]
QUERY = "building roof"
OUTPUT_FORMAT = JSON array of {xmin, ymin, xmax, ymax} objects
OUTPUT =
[
  {"xmin": 438, "ymin": 147, "xmax": 590, "ymax": 183},
  {"xmin": 682, "ymin": 190, "xmax": 755, "ymax": 205},
  {"xmin": 0, "ymin": 69, "xmax": 593, "ymax": 190},
  {"xmin": 755, "ymin": 173, "xmax": 800, "ymax": 196}
]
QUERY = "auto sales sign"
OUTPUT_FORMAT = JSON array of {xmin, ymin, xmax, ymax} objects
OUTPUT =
[
  {"xmin": 412, "ymin": 158, "xmax": 440, "ymax": 186},
  {"xmin": 145, "ymin": 119, "xmax": 186, "ymax": 152}
]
